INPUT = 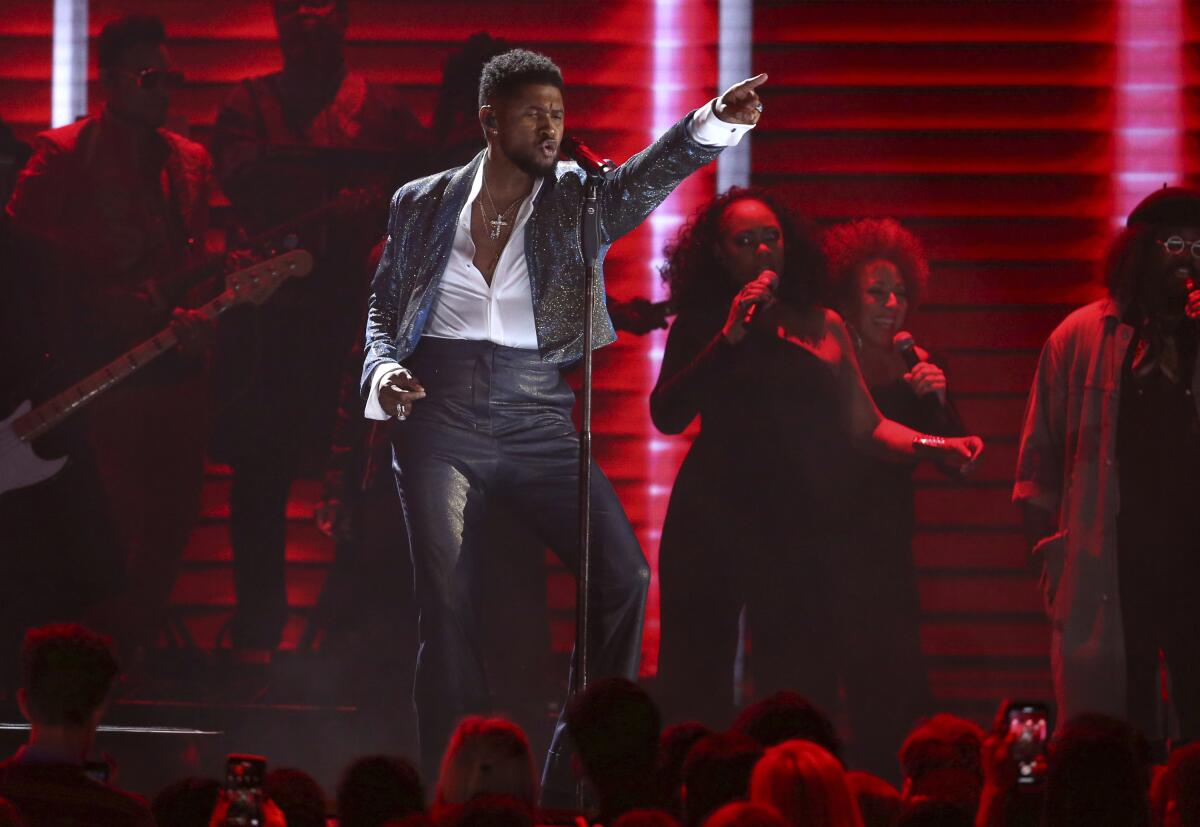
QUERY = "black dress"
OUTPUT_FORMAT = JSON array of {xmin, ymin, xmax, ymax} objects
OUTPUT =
[
  {"xmin": 652, "ymin": 305, "xmax": 854, "ymax": 729},
  {"xmin": 837, "ymin": 371, "xmax": 963, "ymax": 779}
]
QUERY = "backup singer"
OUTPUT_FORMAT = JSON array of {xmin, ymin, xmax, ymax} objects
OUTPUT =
[
  {"xmin": 823, "ymin": 218, "xmax": 967, "ymax": 779},
  {"xmin": 1015, "ymin": 186, "xmax": 1200, "ymax": 742},
  {"xmin": 361, "ymin": 49, "xmax": 765, "ymax": 796},
  {"xmin": 651, "ymin": 190, "xmax": 982, "ymax": 733}
]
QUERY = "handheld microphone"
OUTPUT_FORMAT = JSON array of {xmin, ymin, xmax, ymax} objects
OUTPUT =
[
  {"xmin": 894, "ymin": 330, "xmax": 954, "ymax": 431},
  {"xmin": 743, "ymin": 270, "xmax": 779, "ymax": 327},
  {"xmin": 893, "ymin": 330, "xmax": 923, "ymax": 372},
  {"xmin": 561, "ymin": 136, "xmax": 616, "ymax": 177}
]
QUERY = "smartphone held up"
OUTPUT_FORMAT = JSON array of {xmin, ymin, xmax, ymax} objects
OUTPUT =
[
  {"xmin": 1003, "ymin": 701, "xmax": 1049, "ymax": 787},
  {"xmin": 224, "ymin": 754, "xmax": 267, "ymax": 827}
]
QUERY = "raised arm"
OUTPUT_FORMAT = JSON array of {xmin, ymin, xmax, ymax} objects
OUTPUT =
[
  {"xmin": 598, "ymin": 75, "xmax": 765, "ymax": 243},
  {"xmin": 650, "ymin": 309, "xmax": 732, "ymax": 434},
  {"xmin": 651, "ymin": 271, "xmax": 779, "ymax": 434},
  {"xmin": 901, "ymin": 348, "xmax": 968, "ymax": 437},
  {"xmin": 831, "ymin": 312, "xmax": 983, "ymax": 469},
  {"xmin": 896, "ymin": 350, "xmax": 971, "ymax": 478}
]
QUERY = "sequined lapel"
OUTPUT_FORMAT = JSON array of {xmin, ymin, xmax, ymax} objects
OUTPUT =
[
  {"xmin": 431, "ymin": 150, "xmax": 483, "ymax": 257},
  {"xmin": 523, "ymin": 172, "xmax": 557, "ymax": 334},
  {"xmin": 417, "ymin": 150, "xmax": 483, "ymax": 292}
]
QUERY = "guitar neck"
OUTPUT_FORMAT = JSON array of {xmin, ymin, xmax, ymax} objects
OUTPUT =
[{"xmin": 13, "ymin": 291, "xmax": 233, "ymax": 443}]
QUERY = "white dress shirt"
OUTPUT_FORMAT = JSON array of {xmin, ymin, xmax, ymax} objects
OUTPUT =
[
  {"xmin": 365, "ymin": 99, "xmax": 753, "ymax": 420},
  {"xmin": 423, "ymin": 165, "xmax": 543, "ymax": 347}
]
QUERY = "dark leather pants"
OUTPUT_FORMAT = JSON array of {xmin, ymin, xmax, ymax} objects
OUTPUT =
[{"xmin": 391, "ymin": 338, "xmax": 649, "ymax": 791}]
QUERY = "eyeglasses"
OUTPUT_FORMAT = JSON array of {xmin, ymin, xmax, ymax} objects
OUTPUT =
[
  {"xmin": 1157, "ymin": 236, "xmax": 1200, "ymax": 260},
  {"xmin": 118, "ymin": 68, "xmax": 185, "ymax": 91}
]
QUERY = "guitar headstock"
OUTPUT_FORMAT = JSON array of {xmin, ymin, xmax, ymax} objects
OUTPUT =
[{"xmin": 224, "ymin": 250, "xmax": 314, "ymax": 307}]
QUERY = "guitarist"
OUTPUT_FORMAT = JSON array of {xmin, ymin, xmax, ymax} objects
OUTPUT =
[
  {"xmin": 2, "ymin": 15, "xmax": 212, "ymax": 669},
  {"xmin": 210, "ymin": 0, "xmax": 427, "ymax": 650}
]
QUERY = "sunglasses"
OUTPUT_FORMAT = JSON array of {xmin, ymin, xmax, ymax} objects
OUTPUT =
[{"xmin": 118, "ymin": 67, "xmax": 185, "ymax": 91}]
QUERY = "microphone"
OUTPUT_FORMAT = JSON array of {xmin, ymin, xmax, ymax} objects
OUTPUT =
[
  {"xmin": 893, "ymin": 330, "xmax": 924, "ymax": 372},
  {"xmin": 894, "ymin": 330, "xmax": 953, "ymax": 429},
  {"xmin": 561, "ymin": 136, "xmax": 616, "ymax": 177},
  {"xmin": 743, "ymin": 270, "xmax": 779, "ymax": 327}
]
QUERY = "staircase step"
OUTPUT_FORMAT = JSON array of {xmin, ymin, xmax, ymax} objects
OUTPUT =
[
  {"xmin": 182, "ymin": 522, "xmax": 335, "ymax": 564},
  {"xmin": 170, "ymin": 568, "xmax": 328, "ymax": 609},
  {"xmin": 165, "ymin": 610, "xmax": 312, "ymax": 652},
  {"xmin": 198, "ymin": 478, "xmax": 325, "ymax": 521}
]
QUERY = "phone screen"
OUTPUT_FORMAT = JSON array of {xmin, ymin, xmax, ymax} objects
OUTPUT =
[
  {"xmin": 225, "ymin": 754, "xmax": 266, "ymax": 827},
  {"xmin": 1006, "ymin": 704, "xmax": 1048, "ymax": 785}
]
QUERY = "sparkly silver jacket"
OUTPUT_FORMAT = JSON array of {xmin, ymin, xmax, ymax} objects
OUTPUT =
[{"xmin": 361, "ymin": 112, "xmax": 723, "ymax": 398}]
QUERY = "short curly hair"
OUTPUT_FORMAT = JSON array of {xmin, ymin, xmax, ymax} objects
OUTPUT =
[
  {"xmin": 337, "ymin": 755, "xmax": 424, "ymax": 827},
  {"xmin": 732, "ymin": 690, "xmax": 842, "ymax": 762},
  {"xmin": 660, "ymin": 187, "xmax": 826, "ymax": 312},
  {"xmin": 566, "ymin": 678, "xmax": 660, "ymax": 781},
  {"xmin": 822, "ymin": 218, "xmax": 929, "ymax": 320},
  {"xmin": 21, "ymin": 623, "xmax": 119, "ymax": 727},
  {"xmin": 478, "ymin": 49, "xmax": 563, "ymax": 108},
  {"xmin": 898, "ymin": 713, "xmax": 985, "ymax": 785}
]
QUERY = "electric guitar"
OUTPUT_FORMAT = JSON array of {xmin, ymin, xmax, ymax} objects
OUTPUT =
[
  {"xmin": 0, "ymin": 250, "xmax": 314, "ymax": 498},
  {"xmin": 148, "ymin": 185, "xmax": 382, "ymax": 310}
]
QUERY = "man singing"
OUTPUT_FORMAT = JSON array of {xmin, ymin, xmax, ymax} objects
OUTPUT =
[
  {"xmin": 361, "ymin": 49, "xmax": 764, "ymax": 793},
  {"xmin": 1015, "ymin": 186, "xmax": 1200, "ymax": 745}
]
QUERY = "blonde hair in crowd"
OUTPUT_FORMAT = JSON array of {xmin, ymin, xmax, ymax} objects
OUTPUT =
[
  {"xmin": 750, "ymin": 740, "xmax": 864, "ymax": 827},
  {"xmin": 434, "ymin": 716, "xmax": 538, "ymax": 811}
]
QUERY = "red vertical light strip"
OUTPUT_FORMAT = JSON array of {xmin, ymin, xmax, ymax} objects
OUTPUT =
[
  {"xmin": 1114, "ymin": 0, "xmax": 1184, "ymax": 225},
  {"xmin": 641, "ymin": 0, "xmax": 717, "ymax": 676}
]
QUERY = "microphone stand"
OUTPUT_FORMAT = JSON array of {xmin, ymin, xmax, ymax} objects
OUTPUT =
[{"xmin": 574, "ymin": 172, "xmax": 602, "ymax": 700}]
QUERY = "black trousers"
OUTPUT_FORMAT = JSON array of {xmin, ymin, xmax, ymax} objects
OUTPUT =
[
  {"xmin": 1118, "ymin": 516, "xmax": 1200, "ymax": 742},
  {"xmin": 227, "ymin": 452, "xmax": 294, "ymax": 649},
  {"xmin": 391, "ymin": 338, "xmax": 649, "ymax": 792},
  {"xmin": 657, "ymin": 491, "xmax": 842, "ymax": 729}
]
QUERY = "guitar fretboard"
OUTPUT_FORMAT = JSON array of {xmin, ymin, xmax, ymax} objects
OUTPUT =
[{"xmin": 11, "ymin": 251, "xmax": 310, "ymax": 443}]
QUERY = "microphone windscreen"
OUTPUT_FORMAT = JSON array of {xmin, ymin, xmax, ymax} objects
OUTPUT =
[
  {"xmin": 561, "ymin": 136, "xmax": 614, "ymax": 176},
  {"xmin": 760, "ymin": 269, "xmax": 779, "ymax": 288},
  {"xmin": 893, "ymin": 330, "xmax": 920, "ymax": 369}
]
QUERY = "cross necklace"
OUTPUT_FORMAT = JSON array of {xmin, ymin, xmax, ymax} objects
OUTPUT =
[{"xmin": 481, "ymin": 174, "xmax": 522, "ymax": 241}]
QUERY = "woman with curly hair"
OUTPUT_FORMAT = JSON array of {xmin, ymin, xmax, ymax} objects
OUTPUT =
[
  {"xmin": 821, "ymin": 218, "xmax": 967, "ymax": 778},
  {"xmin": 650, "ymin": 189, "xmax": 982, "ymax": 731}
]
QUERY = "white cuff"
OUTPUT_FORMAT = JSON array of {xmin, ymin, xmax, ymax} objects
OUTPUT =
[
  {"xmin": 689, "ymin": 99, "xmax": 754, "ymax": 147},
  {"xmin": 364, "ymin": 362, "xmax": 408, "ymax": 420}
]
